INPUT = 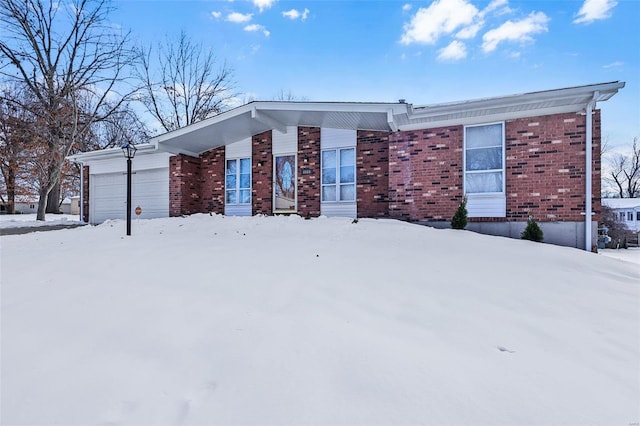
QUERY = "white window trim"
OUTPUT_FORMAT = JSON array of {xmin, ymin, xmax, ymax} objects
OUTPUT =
[
  {"xmin": 321, "ymin": 147, "xmax": 356, "ymax": 203},
  {"xmin": 463, "ymin": 121, "xmax": 506, "ymax": 196},
  {"xmin": 225, "ymin": 157, "xmax": 251, "ymax": 205}
]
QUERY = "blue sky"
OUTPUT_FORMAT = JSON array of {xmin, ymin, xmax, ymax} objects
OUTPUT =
[{"xmin": 112, "ymin": 0, "xmax": 639, "ymax": 147}]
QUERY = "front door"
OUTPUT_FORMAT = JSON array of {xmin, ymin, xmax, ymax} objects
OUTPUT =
[{"xmin": 273, "ymin": 154, "xmax": 296, "ymax": 213}]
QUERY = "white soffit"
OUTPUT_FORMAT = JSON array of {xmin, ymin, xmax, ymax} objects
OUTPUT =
[
  {"xmin": 400, "ymin": 81, "xmax": 625, "ymax": 130},
  {"xmin": 151, "ymin": 102, "xmax": 408, "ymax": 155}
]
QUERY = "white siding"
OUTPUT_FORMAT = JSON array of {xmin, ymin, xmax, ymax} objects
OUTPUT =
[
  {"xmin": 225, "ymin": 137, "xmax": 252, "ymax": 158},
  {"xmin": 321, "ymin": 202, "xmax": 357, "ymax": 218},
  {"xmin": 225, "ymin": 204, "xmax": 252, "ymax": 217},
  {"xmin": 467, "ymin": 194, "xmax": 506, "ymax": 218},
  {"xmin": 272, "ymin": 126, "xmax": 298, "ymax": 155},
  {"xmin": 321, "ymin": 128, "xmax": 356, "ymax": 150}
]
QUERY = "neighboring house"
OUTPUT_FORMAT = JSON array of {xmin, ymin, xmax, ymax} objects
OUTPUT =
[
  {"xmin": 14, "ymin": 196, "xmax": 39, "ymax": 214},
  {"xmin": 60, "ymin": 196, "xmax": 81, "ymax": 215},
  {"xmin": 602, "ymin": 198, "xmax": 640, "ymax": 232},
  {"xmin": 68, "ymin": 82, "xmax": 624, "ymax": 250}
]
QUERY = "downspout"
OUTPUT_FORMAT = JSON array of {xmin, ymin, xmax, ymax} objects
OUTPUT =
[
  {"xmin": 585, "ymin": 91, "xmax": 599, "ymax": 251},
  {"xmin": 79, "ymin": 163, "xmax": 84, "ymax": 224}
]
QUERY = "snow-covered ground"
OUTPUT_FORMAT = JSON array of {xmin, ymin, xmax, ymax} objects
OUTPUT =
[
  {"xmin": 1, "ymin": 215, "xmax": 638, "ymax": 425},
  {"xmin": 599, "ymin": 247, "xmax": 640, "ymax": 265},
  {"xmin": 0, "ymin": 213, "xmax": 80, "ymax": 228}
]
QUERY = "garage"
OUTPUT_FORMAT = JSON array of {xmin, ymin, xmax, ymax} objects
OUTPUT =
[
  {"xmin": 68, "ymin": 148, "xmax": 172, "ymax": 225},
  {"xmin": 90, "ymin": 167, "xmax": 169, "ymax": 224}
]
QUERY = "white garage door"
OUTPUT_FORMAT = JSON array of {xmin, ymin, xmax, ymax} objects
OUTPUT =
[{"xmin": 90, "ymin": 167, "xmax": 169, "ymax": 225}]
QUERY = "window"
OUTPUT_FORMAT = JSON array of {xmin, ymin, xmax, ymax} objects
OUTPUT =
[
  {"xmin": 636, "ymin": 211, "xmax": 640, "ymax": 221},
  {"xmin": 322, "ymin": 148, "xmax": 355, "ymax": 202},
  {"xmin": 464, "ymin": 123, "xmax": 504, "ymax": 194},
  {"xmin": 225, "ymin": 158, "xmax": 251, "ymax": 205},
  {"xmin": 628, "ymin": 212, "xmax": 634, "ymax": 221},
  {"xmin": 619, "ymin": 212, "xmax": 625, "ymax": 221}
]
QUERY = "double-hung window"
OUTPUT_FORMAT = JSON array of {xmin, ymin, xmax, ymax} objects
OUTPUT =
[
  {"xmin": 225, "ymin": 158, "xmax": 251, "ymax": 204},
  {"xmin": 321, "ymin": 148, "xmax": 355, "ymax": 202},
  {"xmin": 464, "ymin": 123, "xmax": 504, "ymax": 194}
]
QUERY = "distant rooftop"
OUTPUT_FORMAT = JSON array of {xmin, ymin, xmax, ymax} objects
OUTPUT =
[{"xmin": 602, "ymin": 198, "xmax": 640, "ymax": 209}]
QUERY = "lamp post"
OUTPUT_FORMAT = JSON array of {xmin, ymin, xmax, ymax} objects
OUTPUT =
[{"xmin": 121, "ymin": 141, "xmax": 137, "ymax": 236}]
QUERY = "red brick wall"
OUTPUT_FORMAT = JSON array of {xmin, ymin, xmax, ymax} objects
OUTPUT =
[
  {"xmin": 357, "ymin": 130, "xmax": 390, "ymax": 218},
  {"xmin": 200, "ymin": 147, "xmax": 225, "ymax": 214},
  {"xmin": 82, "ymin": 166, "xmax": 89, "ymax": 223},
  {"xmin": 169, "ymin": 154, "xmax": 202, "ymax": 216},
  {"xmin": 297, "ymin": 127, "xmax": 321, "ymax": 217},
  {"xmin": 388, "ymin": 126, "xmax": 464, "ymax": 221},
  {"xmin": 505, "ymin": 111, "xmax": 601, "ymax": 222},
  {"xmin": 252, "ymin": 130, "xmax": 273, "ymax": 215},
  {"xmin": 387, "ymin": 111, "xmax": 601, "ymax": 224}
]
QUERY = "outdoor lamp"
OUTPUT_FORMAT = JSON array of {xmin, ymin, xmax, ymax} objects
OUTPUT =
[
  {"xmin": 121, "ymin": 141, "xmax": 137, "ymax": 159},
  {"xmin": 121, "ymin": 141, "xmax": 137, "ymax": 236}
]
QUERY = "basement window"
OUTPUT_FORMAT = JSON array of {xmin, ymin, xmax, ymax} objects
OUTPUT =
[{"xmin": 225, "ymin": 158, "xmax": 251, "ymax": 205}]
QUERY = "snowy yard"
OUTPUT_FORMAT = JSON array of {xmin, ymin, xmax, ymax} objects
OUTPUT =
[
  {"xmin": 1, "ymin": 214, "xmax": 638, "ymax": 425},
  {"xmin": 0, "ymin": 213, "xmax": 80, "ymax": 229}
]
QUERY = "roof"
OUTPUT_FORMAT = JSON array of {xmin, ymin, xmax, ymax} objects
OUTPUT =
[
  {"xmin": 151, "ymin": 101, "xmax": 408, "ymax": 156},
  {"xmin": 68, "ymin": 81, "xmax": 625, "ymax": 161},
  {"xmin": 602, "ymin": 198, "xmax": 640, "ymax": 209}
]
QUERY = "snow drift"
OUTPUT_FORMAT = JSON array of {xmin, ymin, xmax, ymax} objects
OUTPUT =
[{"xmin": 1, "ymin": 214, "xmax": 638, "ymax": 425}]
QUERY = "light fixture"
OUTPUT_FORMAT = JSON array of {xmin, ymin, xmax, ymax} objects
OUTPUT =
[{"xmin": 121, "ymin": 141, "xmax": 137, "ymax": 235}]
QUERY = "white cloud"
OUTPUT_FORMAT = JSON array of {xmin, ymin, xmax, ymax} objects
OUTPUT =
[
  {"xmin": 456, "ymin": 22, "xmax": 483, "ymax": 39},
  {"xmin": 483, "ymin": 0, "xmax": 508, "ymax": 15},
  {"xmin": 244, "ymin": 24, "xmax": 270, "ymax": 37},
  {"xmin": 455, "ymin": 0, "xmax": 511, "ymax": 40},
  {"xmin": 400, "ymin": 0, "xmax": 478, "ymax": 45},
  {"xmin": 602, "ymin": 61, "xmax": 623, "ymax": 68},
  {"xmin": 437, "ymin": 40, "xmax": 467, "ymax": 61},
  {"xmin": 253, "ymin": 0, "xmax": 276, "ymax": 12},
  {"xmin": 226, "ymin": 12, "xmax": 253, "ymax": 23},
  {"xmin": 402, "ymin": 3, "xmax": 412, "ymax": 12},
  {"xmin": 482, "ymin": 11, "xmax": 549, "ymax": 52},
  {"xmin": 282, "ymin": 8, "xmax": 309, "ymax": 21},
  {"xmin": 211, "ymin": 11, "xmax": 222, "ymax": 19},
  {"xmin": 574, "ymin": 0, "xmax": 617, "ymax": 24}
]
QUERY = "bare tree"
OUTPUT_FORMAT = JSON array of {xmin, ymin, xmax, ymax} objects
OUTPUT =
[
  {"xmin": 273, "ymin": 89, "xmax": 308, "ymax": 101},
  {"xmin": 0, "ymin": 0, "xmax": 135, "ymax": 220},
  {"xmin": 0, "ymin": 85, "xmax": 35, "ymax": 213},
  {"xmin": 136, "ymin": 31, "xmax": 236, "ymax": 132},
  {"xmin": 606, "ymin": 137, "xmax": 640, "ymax": 198}
]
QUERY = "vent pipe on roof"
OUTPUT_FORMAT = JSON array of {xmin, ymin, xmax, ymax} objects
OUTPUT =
[{"xmin": 398, "ymin": 99, "xmax": 406, "ymax": 104}]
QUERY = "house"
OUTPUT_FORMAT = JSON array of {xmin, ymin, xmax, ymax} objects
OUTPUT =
[
  {"xmin": 13, "ymin": 196, "xmax": 39, "ymax": 214},
  {"xmin": 602, "ymin": 198, "xmax": 640, "ymax": 232},
  {"xmin": 60, "ymin": 196, "xmax": 81, "ymax": 215},
  {"xmin": 68, "ymin": 81, "xmax": 625, "ymax": 250}
]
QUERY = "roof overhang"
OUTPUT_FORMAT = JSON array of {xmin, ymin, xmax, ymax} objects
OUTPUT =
[
  {"xmin": 66, "ymin": 143, "xmax": 158, "ymax": 164},
  {"xmin": 67, "ymin": 81, "xmax": 624, "ymax": 161},
  {"xmin": 399, "ymin": 81, "xmax": 625, "ymax": 130},
  {"xmin": 152, "ymin": 101, "xmax": 409, "ymax": 156}
]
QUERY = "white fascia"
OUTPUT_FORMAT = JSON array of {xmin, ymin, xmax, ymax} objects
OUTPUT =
[
  {"xmin": 403, "ymin": 81, "xmax": 625, "ymax": 131},
  {"xmin": 66, "ymin": 143, "xmax": 158, "ymax": 164}
]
